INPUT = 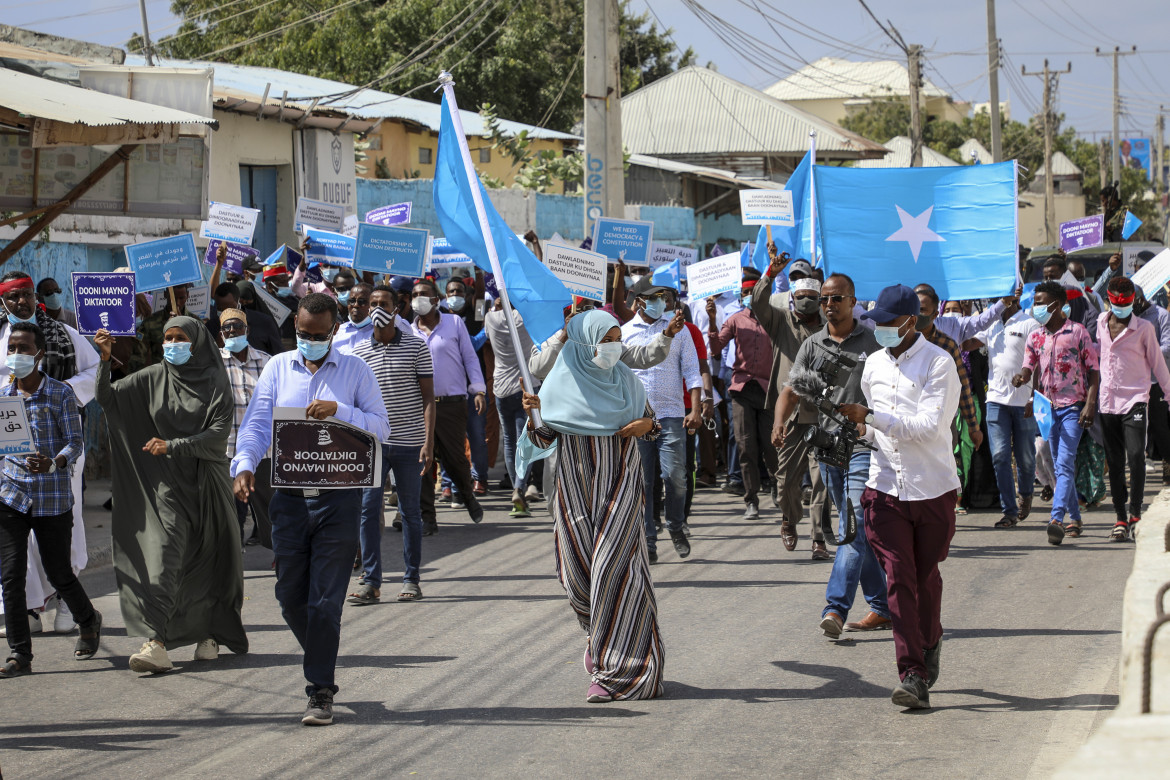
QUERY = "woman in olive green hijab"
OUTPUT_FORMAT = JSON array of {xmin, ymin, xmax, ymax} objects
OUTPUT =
[{"xmin": 95, "ymin": 316, "xmax": 247, "ymax": 673}]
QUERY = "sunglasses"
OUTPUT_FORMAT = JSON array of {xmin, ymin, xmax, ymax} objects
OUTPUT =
[
  {"xmin": 295, "ymin": 330, "xmax": 332, "ymax": 343},
  {"xmin": 819, "ymin": 294, "xmax": 850, "ymax": 304}
]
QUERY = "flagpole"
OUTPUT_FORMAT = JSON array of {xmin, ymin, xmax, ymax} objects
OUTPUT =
[
  {"xmin": 438, "ymin": 71, "xmax": 543, "ymax": 428},
  {"xmin": 808, "ymin": 130, "xmax": 818, "ymax": 268}
]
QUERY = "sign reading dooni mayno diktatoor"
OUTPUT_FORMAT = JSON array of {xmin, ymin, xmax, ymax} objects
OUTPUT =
[{"xmin": 270, "ymin": 407, "xmax": 383, "ymax": 490}]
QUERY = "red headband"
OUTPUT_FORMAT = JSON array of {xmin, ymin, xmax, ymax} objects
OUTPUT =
[
  {"xmin": 0, "ymin": 277, "xmax": 33, "ymax": 296},
  {"xmin": 1108, "ymin": 290, "xmax": 1135, "ymax": 306},
  {"xmin": 262, "ymin": 266, "xmax": 288, "ymax": 280},
  {"xmin": 742, "ymin": 280, "xmax": 758, "ymax": 290}
]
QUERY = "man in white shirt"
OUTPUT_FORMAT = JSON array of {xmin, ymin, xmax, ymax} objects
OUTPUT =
[{"xmin": 839, "ymin": 285, "xmax": 960, "ymax": 711}]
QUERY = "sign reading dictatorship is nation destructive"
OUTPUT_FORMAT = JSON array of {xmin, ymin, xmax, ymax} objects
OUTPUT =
[{"xmin": 270, "ymin": 408, "xmax": 383, "ymax": 490}]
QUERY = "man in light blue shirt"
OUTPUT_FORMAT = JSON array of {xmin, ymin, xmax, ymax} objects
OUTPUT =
[
  {"xmin": 332, "ymin": 282, "xmax": 374, "ymax": 353},
  {"xmin": 232, "ymin": 293, "xmax": 389, "ymax": 727}
]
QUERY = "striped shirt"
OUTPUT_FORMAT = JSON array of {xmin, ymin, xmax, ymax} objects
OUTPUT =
[
  {"xmin": 349, "ymin": 330, "xmax": 434, "ymax": 446},
  {"xmin": 221, "ymin": 346, "xmax": 272, "ymax": 459}
]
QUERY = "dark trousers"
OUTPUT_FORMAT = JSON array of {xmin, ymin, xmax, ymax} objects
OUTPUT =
[
  {"xmin": 731, "ymin": 382, "xmax": 777, "ymax": 505},
  {"xmin": 1147, "ymin": 385, "xmax": 1170, "ymax": 461},
  {"xmin": 862, "ymin": 487, "xmax": 957, "ymax": 681},
  {"xmin": 1101, "ymin": 403, "xmax": 1148, "ymax": 521},
  {"xmin": 697, "ymin": 418, "xmax": 719, "ymax": 483},
  {"xmin": 420, "ymin": 399, "xmax": 480, "ymax": 523},
  {"xmin": 0, "ymin": 506, "xmax": 95, "ymax": 664},
  {"xmin": 270, "ymin": 488, "xmax": 361, "ymax": 696},
  {"xmin": 236, "ymin": 458, "xmax": 274, "ymax": 548}
]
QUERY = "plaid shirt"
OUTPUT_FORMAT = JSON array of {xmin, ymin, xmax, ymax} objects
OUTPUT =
[
  {"xmin": 221, "ymin": 346, "xmax": 272, "ymax": 459},
  {"xmin": 1, "ymin": 374, "xmax": 83, "ymax": 516},
  {"xmin": 925, "ymin": 329, "xmax": 979, "ymax": 429}
]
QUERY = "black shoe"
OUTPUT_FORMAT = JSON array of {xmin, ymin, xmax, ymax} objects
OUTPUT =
[
  {"xmin": 302, "ymin": 689, "xmax": 334, "ymax": 725},
  {"xmin": 422, "ymin": 520, "xmax": 439, "ymax": 536},
  {"xmin": 721, "ymin": 481, "xmax": 745, "ymax": 497},
  {"xmin": 891, "ymin": 673, "xmax": 930, "ymax": 709},
  {"xmin": 925, "ymin": 642, "xmax": 941, "ymax": 689},
  {"xmin": 654, "ymin": 516, "xmax": 663, "ymax": 533},
  {"xmin": 772, "ymin": 483, "xmax": 781, "ymax": 509},
  {"xmin": 648, "ymin": 548, "xmax": 658, "ymax": 564},
  {"xmin": 102, "ymin": 497, "xmax": 112, "ymax": 511},
  {"xmin": 669, "ymin": 529, "xmax": 691, "ymax": 559},
  {"xmin": 468, "ymin": 499, "xmax": 484, "ymax": 524},
  {"xmin": 392, "ymin": 514, "xmax": 402, "ymax": 532},
  {"xmin": 496, "ymin": 475, "xmax": 512, "ymax": 491},
  {"xmin": 682, "ymin": 522, "xmax": 692, "ymax": 538}
]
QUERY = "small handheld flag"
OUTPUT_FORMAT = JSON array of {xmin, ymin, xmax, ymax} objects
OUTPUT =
[{"xmin": 1122, "ymin": 211, "xmax": 1143, "ymax": 240}]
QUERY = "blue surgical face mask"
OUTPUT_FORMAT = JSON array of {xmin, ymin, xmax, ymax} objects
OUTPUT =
[
  {"xmin": 276, "ymin": 286, "xmax": 293, "ymax": 298},
  {"xmin": 351, "ymin": 315, "xmax": 372, "ymax": 328},
  {"xmin": 4, "ymin": 300, "xmax": 33, "ymax": 325},
  {"xmin": 336, "ymin": 291, "xmax": 350, "ymax": 305},
  {"xmin": 42, "ymin": 293, "xmax": 61, "ymax": 309},
  {"xmin": 1112, "ymin": 303, "xmax": 1134, "ymax": 319},
  {"xmin": 874, "ymin": 319, "xmax": 909, "ymax": 349},
  {"xmin": 223, "ymin": 334, "xmax": 249, "ymax": 353},
  {"xmin": 1032, "ymin": 302, "xmax": 1055, "ymax": 325},
  {"xmin": 321, "ymin": 267, "xmax": 340, "ymax": 283},
  {"xmin": 447, "ymin": 295, "xmax": 466, "ymax": 313},
  {"xmin": 643, "ymin": 299, "xmax": 666, "ymax": 320},
  {"xmin": 1062, "ymin": 303, "xmax": 1071, "ymax": 317},
  {"xmin": 5, "ymin": 351, "xmax": 39, "ymax": 379},
  {"xmin": 163, "ymin": 342, "xmax": 193, "ymax": 366},
  {"xmin": 741, "ymin": 294, "xmax": 752, "ymax": 308},
  {"xmin": 297, "ymin": 336, "xmax": 331, "ymax": 361}
]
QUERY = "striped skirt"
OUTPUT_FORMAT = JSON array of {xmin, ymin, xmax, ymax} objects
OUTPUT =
[{"xmin": 552, "ymin": 432, "xmax": 664, "ymax": 700}]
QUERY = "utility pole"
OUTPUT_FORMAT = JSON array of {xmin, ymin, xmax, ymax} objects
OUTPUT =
[
  {"xmin": 1157, "ymin": 108, "xmax": 1165, "ymax": 199},
  {"xmin": 986, "ymin": 0, "xmax": 1002, "ymax": 162},
  {"xmin": 1096, "ymin": 45, "xmax": 1136, "ymax": 187},
  {"xmin": 907, "ymin": 44, "xmax": 923, "ymax": 167},
  {"xmin": 137, "ymin": 0, "xmax": 155, "ymax": 65},
  {"xmin": 583, "ymin": 0, "xmax": 624, "ymax": 241},
  {"xmin": 1023, "ymin": 59, "xmax": 1071, "ymax": 245}
]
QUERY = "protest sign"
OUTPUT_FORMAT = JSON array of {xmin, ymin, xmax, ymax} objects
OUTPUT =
[
  {"xmin": 1122, "ymin": 244, "xmax": 1150, "ymax": 277},
  {"xmin": 186, "ymin": 284, "xmax": 211, "ymax": 319},
  {"xmin": 253, "ymin": 284, "xmax": 292, "ymax": 327},
  {"xmin": 0, "ymin": 397, "xmax": 33, "ymax": 456},
  {"xmin": 270, "ymin": 407, "xmax": 383, "ymax": 489},
  {"xmin": 1058, "ymin": 215, "xmax": 1105, "ymax": 252},
  {"xmin": 650, "ymin": 242, "xmax": 699, "ymax": 270},
  {"xmin": 125, "ymin": 233, "xmax": 203, "ymax": 292},
  {"xmin": 276, "ymin": 244, "xmax": 323, "ymax": 285},
  {"xmin": 686, "ymin": 254, "xmax": 742, "ymax": 301},
  {"xmin": 70, "ymin": 271, "xmax": 136, "ymax": 336},
  {"xmin": 295, "ymin": 197, "xmax": 345, "ymax": 233},
  {"xmin": 365, "ymin": 202, "xmax": 412, "ymax": 226},
  {"xmin": 592, "ymin": 217, "xmax": 653, "ymax": 265},
  {"xmin": 202, "ymin": 239, "xmax": 257, "ymax": 275},
  {"xmin": 739, "ymin": 189, "xmax": 794, "ymax": 227},
  {"xmin": 354, "ymin": 224, "xmax": 430, "ymax": 277},
  {"xmin": 429, "ymin": 237, "xmax": 474, "ymax": 269},
  {"xmin": 342, "ymin": 214, "xmax": 359, "ymax": 238},
  {"xmin": 199, "ymin": 201, "xmax": 259, "ymax": 245},
  {"xmin": 1130, "ymin": 248, "xmax": 1170, "ymax": 298},
  {"xmin": 544, "ymin": 243, "xmax": 608, "ymax": 302},
  {"xmin": 304, "ymin": 228, "xmax": 356, "ymax": 267}
]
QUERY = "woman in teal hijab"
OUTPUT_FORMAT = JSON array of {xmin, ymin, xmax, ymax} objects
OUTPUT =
[{"xmin": 521, "ymin": 309, "xmax": 664, "ymax": 703}]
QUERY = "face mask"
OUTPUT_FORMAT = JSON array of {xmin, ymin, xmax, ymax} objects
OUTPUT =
[
  {"xmin": 592, "ymin": 342, "xmax": 623, "ymax": 369},
  {"xmin": 371, "ymin": 306, "xmax": 394, "ymax": 328},
  {"xmin": 5, "ymin": 352, "xmax": 38, "ymax": 379},
  {"xmin": 623, "ymin": 276, "xmax": 634, "ymax": 288},
  {"xmin": 741, "ymin": 295, "xmax": 752, "ymax": 308},
  {"xmin": 276, "ymin": 286, "xmax": 293, "ymax": 298},
  {"xmin": 794, "ymin": 296, "xmax": 820, "ymax": 316},
  {"xmin": 941, "ymin": 312, "xmax": 962, "ymax": 319},
  {"xmin": 321, "ymin": 267, "xmax": 340, "ymax": 283},
  {"xmin": 42, "ymin": 293, "xmax": 61, "ymax": 309},
  {"xmin": 874, "ymin": 319, "xmax": 909, "ymax": 349},
  {"xmin": 163, "ymin": 342, "xmax": 193, "ymax": 366},
  {"xmin": 297, "ymin": 336, "xmax": 331, "ymax": 361},
  {"xmin": 447, "ymin": 295, "xmax": 466, "ymax": 313},
  {"xmin": 915, "ymin": 314, "xmax": 933, "ymax": 331},
  {"xmin": 1061, "ymin": 303, "xmax": 1071, "ymax": 317},
  {"xmin": 643, "ymin": 299, "xmax": 666, "ymax": 320},
  {"xmin": 1031, "ymin": 302, "xmax": 1055, "ymax": 325},
  {"xmin": 4, "ymin": 301, "xmax": 33, "ymax": 325},
  {"xmin": 336, "ymin": 291, "xmax": 350, "ymax": 305},
  {"xmin": 412, "ymin": 297, "xmax": 434, "ymax": 316},
  {"xmin": 351, "ymin": 315, "xmax": 372, "ymax": 328},
  {"xmin": 1112, "ymin": 303, "xmax": 1134, "ymax": 319},
  {"xmin": 223, "ymin": 335, "xmax": 248, "ymax": 353}
]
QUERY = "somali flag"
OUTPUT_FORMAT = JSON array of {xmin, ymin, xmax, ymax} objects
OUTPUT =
[
  {"xmin": 815, "ymin": 161, "xmax": 1018, "ymax": 301},
  {"xmin": 749, "ymin": 149, "xmax": 821, "ymax": 275},
  {"xmin": 651, "ymin": 258, "xmax": 681, "ymax": 290},
  {"xmin": 1123, "ymin": 211, "xmax": 1143, "ymax": 240},
  {"xmin": 432, "ymin": 94, "xmax": 570, "ymax": 342}
]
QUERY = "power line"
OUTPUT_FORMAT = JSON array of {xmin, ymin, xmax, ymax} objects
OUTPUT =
[{"xmin": 195, "ymin": 0, "xmax": 371, "ymax": 60}]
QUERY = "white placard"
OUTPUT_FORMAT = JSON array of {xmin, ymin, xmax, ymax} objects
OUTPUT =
[
  {"xmin": 686, "ymin": 255, "xmax": 743, "ymax": 301},
  {"xmin": 1130, "ymin": 248, "xmax": 1170, "ymax": 298},
  {"xmin": 739, "ymin": 189, "xmax": 794, "ymax": 227},
  {"xmin": 0, "ymin": 396, "xmax": 34, "ymax": 455},
  {"xmin": 1123, "ymin": 245, "xmax": 1146, "ymax": 277},
  {"xmin": 295, "ymin": 196, "xmax": 345, "ymax": 233},
  {"xmin": 544, "ymin": 243, "xmax": 608, "ymax": 302},
  {"xmin": 342, "ymin": 214, "xmax": 360, "ymax": 238},
  {"xmin": 650, "ymin": 242, "xmax": 699, "ymax": 269},
  {"xmin": 199, "ymin": 201, "xmax": 260, "ymax": 245},
  {"xmin": 186, "ymin": 284, "xmax": 210, "ymax": 319},
  {"xmin": 253, "ymin": 285, "xmax": 292, "ymax": 327}
]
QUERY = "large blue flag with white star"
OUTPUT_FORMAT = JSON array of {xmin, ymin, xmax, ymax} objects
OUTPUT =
[{"xmin": 814, "ymin": 161, "xmax": 1018, "ymax": 301}]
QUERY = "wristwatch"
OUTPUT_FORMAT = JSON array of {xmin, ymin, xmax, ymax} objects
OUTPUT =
[
  {"xmin": 864, "ymin": 410, "xmax": 875, "ymax": 426},
  {"xmin": 47, "ymin": 460, "xmax": 58, "ymax": 474}
]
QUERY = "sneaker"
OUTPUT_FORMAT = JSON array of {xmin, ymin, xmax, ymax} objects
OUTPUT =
[
  {"xmin": 525, "ymin": 484, "xmax": 543, "ymax": 503},
  {"xmin": 302, "ymin": 689, "xmax": 334, "ymax": 726},
  {"xmin": 670, "ymin": 529, "xmax": 691, "ymax": 559},
  {"xmin": 193, "ymin": 638, "xmax": 219, "ymax": 661},
  {"xmin": 53, "ymin": 600, "xmax": 77, "ymax": 634},
  {"xmin": 509, "ymin": 496, "xmax": 532, "ymax": 518},
  {"xmin": 721, "ymin": 481, "xmax": 745, "ymax": 497},
  {"xmin": 1109, "ymin": 520, "xmax": 1129, "ymax": 542},
  {"xmin": 681, "ymin": 522, "xmax": 692, "ymax": 538},
  {"xmin": 891, "ymin": 672, "xmax": 931, "ymax": 709},
  {"xmin": 392, "ymin": 513, "xmax": 403, "ymax": 532},
  {"xmin": 925, "ymin": 641, "xmax": 941, "ymax": 689},
  {"xmin": 743, "ymin": 502, "xmax": 760, "ymax": 521},
  {"xmin": 819, "ymin": 611, "xmax": 844, "ymax": 639},
  {"xmin": 1047, "ymin": 521, "xmax": 1066, "ymax": 546},
  {"xmin": 423, "ymin": 520, "xmax": 439, "ymax": 536},
  {"xmin": 129, "ymin": 640, "xmax": 173, "ymax": 674},
  {"xmin": 451, "ymin": 494, "xmax": 466, "ymax": 510},
  {"xmin": 647, "ymin": 548, "xmax": 658, "ymax": 565},
  {"xmin": 586, "ymin": 682, "xmax": 612, "ymax": 703}
]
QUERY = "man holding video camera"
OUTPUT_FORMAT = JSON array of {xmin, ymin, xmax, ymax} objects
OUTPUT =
[
  {"xmin": 837, "ymin": 284, "xmax": 960, "ymax": 710},
  {"xmin": 773, "ymin": 272, "xmax": 890, "ymax": 640}
]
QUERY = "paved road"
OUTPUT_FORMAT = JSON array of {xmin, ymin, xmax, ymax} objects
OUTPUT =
[{"xmin": 3, "ymin": 476, "xmax": 1146, "ymax": 779}]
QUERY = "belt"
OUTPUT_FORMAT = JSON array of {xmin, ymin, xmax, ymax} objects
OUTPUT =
[
  {"xmin": 277, "ymin": 487, "xmax": 321, "ymax": 498},
  {"xmin": 435, "ymin": 395, "xmax": 467, "ymax": 404}
]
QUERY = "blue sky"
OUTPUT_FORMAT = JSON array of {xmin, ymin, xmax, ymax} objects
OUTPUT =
[{"xmin": 8, "ymin": 0, "xmax": 1169, "ymax": 140}]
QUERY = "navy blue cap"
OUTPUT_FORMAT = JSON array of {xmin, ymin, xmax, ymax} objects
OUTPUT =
[{"xmin": 861, "ymin": 284, "xmax": 920, "ymax": 324}]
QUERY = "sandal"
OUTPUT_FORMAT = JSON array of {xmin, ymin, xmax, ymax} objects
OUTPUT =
[
  {"xmin": 74, "ymin": 610, "xmax": 102, "ymax": 660},
  {"xmin": 0, "ymin": 657, "xmax": 31, "ymax": 678},
  {"xmin": 1109, "ymin": 520, "xmax": 1129, "ymax": 542},
  {"xmin": 1064, "ymin": 522, "xmax": 1082, "ymax": 538},
  {"xmin": 779, "ymin": 520, "xmax": 798, "ymax": 552},
  {"xmin": 397, "ymin": 582, "xmax": 423, "ymax": 602},
  {"xmin": 994, "ymin": 515, "xmax": 1018, "ymax": 528},
  {"xmin": 346, "ymin": 583, "xmax": 380, "ymax": 605}
]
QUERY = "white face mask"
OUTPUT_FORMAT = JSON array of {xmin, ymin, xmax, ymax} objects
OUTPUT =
[
  {"xmin": 412, "ymin": 297, "xmax": 434, "ymax": 316},
  {"xmin": 592, "ymin": 342, "xmax": 623, "ymax": 369}
]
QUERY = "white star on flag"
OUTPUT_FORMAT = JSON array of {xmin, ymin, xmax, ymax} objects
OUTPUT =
[
  {"xmin": 885, "ymin": 205, "xmax": 945, "ymax": 262},
  {"xmin": 1034, "ymin": 405, "xmax": 1049, "ymax": 427}
]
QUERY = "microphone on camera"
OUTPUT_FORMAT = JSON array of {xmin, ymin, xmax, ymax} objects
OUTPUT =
[{"xmin": 787, "ymin": 366, "xmax": 828, "ymax": 402}]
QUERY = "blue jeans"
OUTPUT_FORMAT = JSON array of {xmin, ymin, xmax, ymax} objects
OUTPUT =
[
  {"xmin": 1050, "ymin": 404, "xmax": 1084, "ymax": 523},
  {"xmin": 821, "ymin": 451, "xmax": 888, "ymax": 620},
  {"xmin": 270, "ymin": 488, "xmax": 361, "ymax": 696},
  {"xmin": 986, "ymin": 402, "xmax": 1037, "ymax": 517},
  {"xmin": 497, "ymin": 390, "xmax": 531, "ymax": 489},
  {"xmin": 358, "ymin": 444, "xmax": 424, "ymax": 587},
  {"xmin": 637, "ymin": 417, "xmax": 686, "ymax": 552}
]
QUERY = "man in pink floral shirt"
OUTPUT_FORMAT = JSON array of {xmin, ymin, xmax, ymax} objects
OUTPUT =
[{"xmin": 1012, "ymin": 281, "xmax": 1099, "ymax": 546}]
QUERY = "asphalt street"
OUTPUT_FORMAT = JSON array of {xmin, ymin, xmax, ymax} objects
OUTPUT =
[{"xmin": 1, "ymin": 477, "xmax": 1144, "ymax": 780}]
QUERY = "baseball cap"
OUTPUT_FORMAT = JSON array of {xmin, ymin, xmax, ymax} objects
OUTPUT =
[
  {"xmin": 787, "ymin": 259, "xmax": 814, "ymax": 279},
  {"xmin": 860, "ymin": 284, "xmax": 919, "ymax": 324}
]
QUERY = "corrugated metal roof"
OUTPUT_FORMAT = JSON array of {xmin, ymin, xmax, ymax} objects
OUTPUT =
[
  {"xmin": 627, "ymin": 152, "xmax": 784, "ymax": 189},
  {"xmin": 125, "ymin": 55, "xmax": 577, "ymax": 140},
  {"xmin": 620, "ymin": 66, "xmax": 887, "ymax": 159},
  {"xmin": 1036, "ymin": 150, "xmax": 1083, "ymax": 177},
  {"xmin": 852, "ymin": 136, "xmax": 959, "ymax": 168},
  {"xmin": 959, "ymin": 138, "xmax": 993, "ymax": 164},
  {"xmin": 0, "ymin": 67, "xmax": 216, "ymax": 127},
  {"xmin": 765, "ymin": 57, "xmax": 950, "ymax": 101}
]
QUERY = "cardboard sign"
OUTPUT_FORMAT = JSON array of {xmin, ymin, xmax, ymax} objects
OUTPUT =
[
  {"xmin": 295, "ymin": 196, "xmax": 345, "ymax": 233},
  {"xmin": 544, "ymin": 243, "xmax": 608, "ymax": 302},
  {"xmin": 70, "ymin": 271, "xmax": 136, "ymax": 336},
  {"xmin": 125, "ymin": 233, "xmax": 203, "ymax": 293},
  {"xmin": 650, "ymin": 242, "xmax": 699, "ymax": 270},
  {"xmin": 592, "ymin": 217, "xmax": 654, "ymax": 265},
  {"xmin": 739, "ymin": 189, "xmax": 794, "ymax": 227},
  {"xmin": 354, "ymin": 224, "xmax": 430, "ymax": 277},
  {"xmin": 686, "ymin": 254, "xmax": 743, "ymax": 301},
  {"xmin": 203, "ymin": 239, "xmax": 257, "ymax": 276},
  {"xmin": 1130, "ymin": 248, "xmax": 1170, "ymax": 298},
  {"xmin": 199, "ymin": 201, "xmax": 259, "ymax": 245},
  {"xmin": 253, "ymin": 284, "xmax": 292, "ymax": 327},
  {"xmin": 304, "ymin": 228, "xmax": 356, "ymax": 268},
  {"xmin": 1058, "ymin": 215, "xmax": 1105, "ymax": 252},
  {"xmin": 0, "ymin": 397, "xmax": 33, "ymax": 456},
  {"xmin": 365, "ymin": 202, "xmax": 412, "ymax": 226},
  {"xmin": 270, "ymin": 407, "xmax": 383, "ymax": 489}
]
